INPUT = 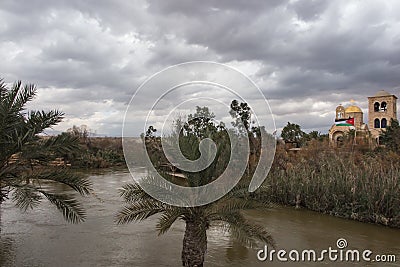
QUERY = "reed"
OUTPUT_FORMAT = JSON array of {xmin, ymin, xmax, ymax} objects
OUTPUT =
[
  {"xmin": 260, "ymin": 148, "xmax": 400, "ymax": 228},
  {"xmin": 64, "ymin": 136, "xmax": 126, "ymax": 168}
]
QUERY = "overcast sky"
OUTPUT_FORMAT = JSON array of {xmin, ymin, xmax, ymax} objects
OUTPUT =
[{"xmin": 1, "ymin": 0, "xmax": 400, "ymax": 136}]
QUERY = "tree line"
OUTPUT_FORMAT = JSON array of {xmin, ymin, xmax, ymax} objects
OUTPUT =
[{"xmin": 1, "ymin": 79, "xmax": 399, "ymax": 266}]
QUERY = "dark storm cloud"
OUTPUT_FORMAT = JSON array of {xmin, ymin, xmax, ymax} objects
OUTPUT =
[
  {"xmin": 146, "ymin": 37, "xmax": 218, "ymax": 66},
  {"xmin": 289, "ymin": 0, "xmax": 330, "ymax": 21},
  {"xmin": 1, "ymin": 0, "xmax": 399, "ymax": 135},
  {"xmin": 147, "ymin": 0, "xmax": 287, "ymax": 17},
  {"xmin": 147, "ymin": 0, "xmax": 400, "ymax": 103}
]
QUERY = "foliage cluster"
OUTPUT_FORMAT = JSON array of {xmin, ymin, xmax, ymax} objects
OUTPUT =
[
  {"xmin": 0, "ymin": 80, "xmax": 91, "ymax": 223},
  {"xmin": 261, "ymin": 136, "xmax": 400, "ymax": 227},
  {"xmin": 117, "ymin": 103, "xmax": 275, "ymax": 267}
]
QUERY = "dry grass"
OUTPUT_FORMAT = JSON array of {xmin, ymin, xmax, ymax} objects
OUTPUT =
[{"xmin": 259, "ymin": 143, "xmax": 400, "ymax": 227}]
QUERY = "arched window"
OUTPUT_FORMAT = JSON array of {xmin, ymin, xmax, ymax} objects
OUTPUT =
[
  {"xmin": 374, "ymin": 102, "xmax": 380, "ymax": 112},
  {"xmin": 374, "ymin": 118, "xmax": 380, "ymax": 128},
  {"xmin": 381, "ymin": 118, "xmax": 387, "ymax": 128},
  {"xmin": 380, "ymin": 102, "xmax": 387, "ymax": 111},
  {"xmin": 336, "ymin": 136, "xmax": 344, "ymax": 148},
  {"xmin": 379, "ymin": 136, "xmax": 384, "ymax": 145}
]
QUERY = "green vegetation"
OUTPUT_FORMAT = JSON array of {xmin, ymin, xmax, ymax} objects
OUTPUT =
[
  {"xmin": 3, "ymin": 75, "xmax": 397, "ymax": 266},
  {"xmin": 381, "ymin": 118, "xmax": 400, "ymax": 151},
  {"xmin": 281, "ymin": 122, "xmax": 306, "ymax": 147},
  {"xmin": 0, "ymin": 79, "xmax": 92, "ymax": 224},
  {"xmin": 62, "ymin": 125, "xmax": 126, "ymax": 168},
  {"xmin": 260, "ymin": 134, "xmax": 400, "ymax": 227},
  {"xmin": 117, "ymin": 107, "xmax": 400, "ymax": 265},
  {"xmin": 116, "ymin": 104, "xmax": 274, "ymax": 267},
  {"xmin": 281, "ymin": 122, "xmax": 328, "ymax": 147}
]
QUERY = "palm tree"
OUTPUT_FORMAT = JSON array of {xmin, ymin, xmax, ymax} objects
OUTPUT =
[
  {"xmin": 117, "ymin": 179, "xmax": 274, "ymax": 266},
  {"xmin": 116, "ymin": 106, "xmax": 274, "ymax": 267},
  {"xmin": 0, "ymin": 79, "xmax": 92, "ymax": 225}
]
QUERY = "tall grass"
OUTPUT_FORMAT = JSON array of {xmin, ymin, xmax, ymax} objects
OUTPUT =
[
  {"xmin": 65, "ymin": 137, "xmax": 126, "ymax": 168},
  {"xmin": 260, "ymin": 145, "xmax": 400, "ymax": 228}
]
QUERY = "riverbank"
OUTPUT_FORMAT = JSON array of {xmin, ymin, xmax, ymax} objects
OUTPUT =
[
  {"xmin": 60, "ymin": 136, "xmax": 127, "ymax": 168},
  {"xmin": 258, "ymin": 142, "xmax": 400, "ymax": 228},
  {"xmin": 61, "ymin": 134, "xmax": 400, "ymax": 228},
  {"xmin": 2, "ymin": 169, "xmax": 399, "ymax": 267}
]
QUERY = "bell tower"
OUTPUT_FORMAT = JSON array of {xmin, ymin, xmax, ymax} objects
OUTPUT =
[
  {"xmin": 335, "ymin": 105, "xmax": 345, "ymax": 120},
  {"xmin": 368, "ymin": 90, "xmax": 397, "ymax": 138}
]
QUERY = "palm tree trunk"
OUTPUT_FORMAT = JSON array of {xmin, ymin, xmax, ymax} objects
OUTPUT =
[{"xmin": 181, "ymin": 220, "xmax": 207, "ymax": 267}]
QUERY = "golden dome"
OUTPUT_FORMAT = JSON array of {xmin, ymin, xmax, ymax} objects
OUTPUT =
[{"xmin": 345, "ymin": 105, "xmax": 363, "ymax": 113}]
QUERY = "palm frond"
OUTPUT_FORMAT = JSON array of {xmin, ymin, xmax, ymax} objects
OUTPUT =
[
  {"xmin": 228, "ymin": 218, "xmax": 275, "ymax": 248},
  {"xmin": 0, "ymin": 78, "xmax": 89, "ymax": 224},
  {"xmin": 0, "ymin": 79, "xmax": 7, "ymax": 99},
  {"xmin": 156, "ymin": 208, "xmax": 186, "ymax": 235},
  {"xmin": 207, "ymin": 198, "xmax": 270, "ymax": 219},
  {"xmin": 118, "ymin": 181, "xmax": 188, "ymax": 231},
  {"xmin": 34, "ymin": 169, "xmax": 92, "ymax": 196},
  {"xmin": 225, "ymin": 181, "xmax": 253, "ymax": 198},
  {"xmin": 119, "ymin": 183, "xmax": 150, "ymax": 203},
  {"xmin": 19, "ymin": 133, "xmax": 81, "ymax": 163},
  {"xmin": 40, "ymin": 191, "xmax": 86, "ymax": 223},
  {"xmin": 41, "ymin": 133, "xmax": 81, "ymax": 155},
  {"xmin": 206, "ymin": 194, "xmax": 275, "ymax": 248},
  {"xmin": 5, "ymin": 81, "xmax": 22, "ymax": 110},
  {"xmin": 10, "ymin": 82, "xmax": 36, "ymax": 112},
  {"xmin": 0, "ymin": 81, "xmax": 36, "ymax": 115},
  {"xmin": 116, "ymin": 199, "xmax": 168, "ymax": 224},
  {"xmin": 11, "ymin": 185, "xmax": 42, "ymax": 210},
  {"xmin": 211, "ymin": 212, "xmax": 275, "ymax": 248},
  {"xmin": 120, "ymin": 176, "xmax": 191, "ymax": 206},
  {"xmin": 26, "ymin": 110, "xmax": 64, "ymax": 134}
]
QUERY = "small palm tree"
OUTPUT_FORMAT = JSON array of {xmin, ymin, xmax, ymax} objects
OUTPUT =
[
  {"xmin": 0, "ymin": 79, "xmax": 92, "ymax": 224},
  {"xmin": 116, "ymin": 106, "xmax": 274, "ymax": 267},
  {"xmin": 117, "ymin": 179, "xmax": 274, "ymax": 266}
]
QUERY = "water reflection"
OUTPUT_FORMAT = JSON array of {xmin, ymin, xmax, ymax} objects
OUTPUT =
[
  {"xmin": 226, "ymin": 240, "xmax": 249, "ymax": 262},
  {"xmin": 1, "ymin": 169, "xmax": 399, "ymax": 266},
  {"xmin": 0, "ymin": 236, "xmax": 15, "ymax": 266}
]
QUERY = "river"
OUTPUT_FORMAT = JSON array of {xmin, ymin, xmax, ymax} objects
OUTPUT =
[{"xmin": 1, "ymin": 168, "xmax": 399, "ymax": 266}]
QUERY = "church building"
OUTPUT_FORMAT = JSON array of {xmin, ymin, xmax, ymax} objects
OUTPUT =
[{"xmin": 329, "ymin": 90, "xmax": 398, "ymax": 146}]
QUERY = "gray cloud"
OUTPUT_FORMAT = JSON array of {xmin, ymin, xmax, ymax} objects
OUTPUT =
[
  {"xmin": 289, "ymin": 0, "xmax": 330, "ymax": 21},
  {"xmin": 1, "ymin": 0, "xmax": 399, "ymax": 136}
]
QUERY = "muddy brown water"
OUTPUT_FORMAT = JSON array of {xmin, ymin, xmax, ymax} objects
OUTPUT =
[{"xmin": 1, "ymin": 168, "xmax": 399, "ymax": 266}]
